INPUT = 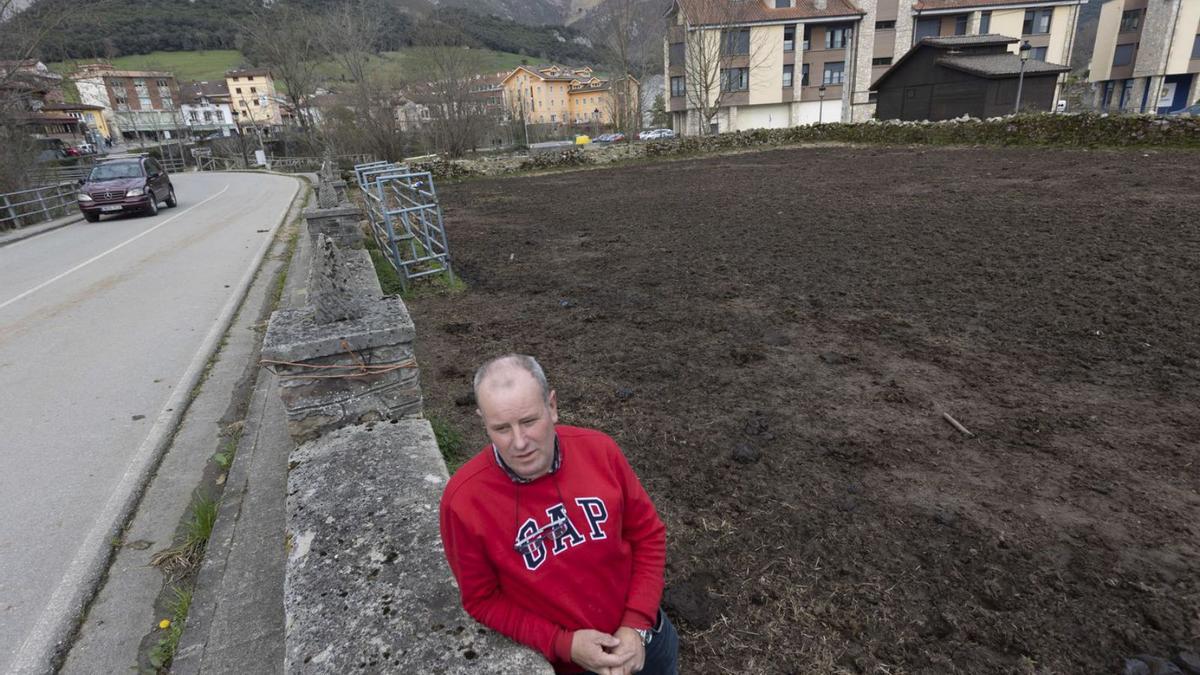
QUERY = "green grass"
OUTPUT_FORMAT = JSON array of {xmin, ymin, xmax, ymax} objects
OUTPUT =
[
  {"xmin": 50, "ymin": 50, "xmax": 246, "ymax": 83},
  {"xmin": 429, "ymin": 415, "xmax": 466, "ymax": 468},
  {"xmin": 148, "ymin": 586, "xmax": 192, "ymax": 670},
  {"xmin": 150, "ymin": 493, "xmax": 220, "ymax": 578},
  {"xmin": 50, "ymin": 47, "xmax": 532, "ymax": 87}
]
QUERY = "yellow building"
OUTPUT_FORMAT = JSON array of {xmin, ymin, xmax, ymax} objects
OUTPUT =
[
  {"xmin": 225, "ymin": 68, "xmax": 283, "ymax": 127},
  {"xmin": 502, "ymin": 65, "xmax": 637, "ymax": 126},
  {"xmin": 42, "ymin": 102, "xmax": 111, "ymax": 142}
]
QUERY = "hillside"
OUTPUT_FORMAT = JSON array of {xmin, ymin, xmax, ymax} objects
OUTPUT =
[
  {"xmin": 49, "ymin": 48, "xmax": 539, "ymax": 87},
  {"xmin": 19, "ymin": 0, "xmax": 605, "ymax": 66}
]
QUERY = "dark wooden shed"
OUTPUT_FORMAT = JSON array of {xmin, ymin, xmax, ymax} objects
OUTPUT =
[{"xmin": 871, "ymin": 35, "xmax": 1070, "ymax": 121}]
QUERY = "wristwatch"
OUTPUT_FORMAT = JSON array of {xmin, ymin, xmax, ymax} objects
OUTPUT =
[{"xmin": 634, "ymin": 627, "xmax": 653, "ymax": 646}]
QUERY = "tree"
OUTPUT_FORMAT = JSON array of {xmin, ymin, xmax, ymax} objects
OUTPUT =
[
  {"xmin": 406, "ymin": 33, "xmax": 488, "ymax": 158},
  {"xmin": 650, "ymin": 93, "xmax": 670, "ymax": 128},
  {"xmin": 239, "ymin": 5, "xmax": 323, "ymax": 135},
  {"xmin": 669, "ymin": 0, "xmax": 770, "ymax": 135}
]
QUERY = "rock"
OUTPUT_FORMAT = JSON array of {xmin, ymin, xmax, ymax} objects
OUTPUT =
[
  {"xmin": 309, "ymin": 234, "xmax": 370, "ymax": 324},
  {"xmin": 1128, "ymin": 655, "xmax": 1184, "ymax": 675},
  {"xmin": 454, "ymin": 391, "xmax": 476, "ymax": 407},
  {"xmin": 731, "ymin": 443, "xmax": 760, "ymax": 464},
  {"xmin": 1175, "ymin": 652, "xmax": 1200, "ymax": 675},
  {"xmin": 558, "ymin": 299, "xmax": 574, "ymax": 308},
  {"xmin": 615, "ymin": 387, "xmax": 635, "ymax": 400},
  {"xmin": 819, "ymin": 351, "xmax": 856, "ymax": 365},
  {"xmin": 743, "ymin": 413, "xmax": 769, "ymax": 437},
  {"xmin": 1124, "ymin": 659, "xmax": 1152, "ymax": 675}
]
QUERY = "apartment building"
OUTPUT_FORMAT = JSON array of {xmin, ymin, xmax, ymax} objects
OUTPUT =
[
  {"xmin": 225, "ymin": 68, "xmax": 284, "ymax": 128},
  {"xmin": 501, "ymin": 65, "xmax": 635, "ymax": 125},
  {"xmin": 665, "ymin": 0, "xmax": 1084, "ymax": 133},
  {"xmin": 1089, "ymin": 0, "xmax": 1200, "ymax": 113},
  {"xmin": 72, "ymin": 64, "xmax": 183, "ymax": 141}
]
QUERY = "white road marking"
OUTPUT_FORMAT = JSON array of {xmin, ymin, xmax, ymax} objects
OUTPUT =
[{"xmin": 0, "ymin": 185, "xmax": 230, "ymax": 312}]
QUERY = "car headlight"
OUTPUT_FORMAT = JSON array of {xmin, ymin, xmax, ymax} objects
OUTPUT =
[
  {"xmin": 126, "ymin": 188, "xmax": 144, "ymax": 197},
  {"xmin": 78, "ymin": 193, "xmax": 93, "ymax": 202}
]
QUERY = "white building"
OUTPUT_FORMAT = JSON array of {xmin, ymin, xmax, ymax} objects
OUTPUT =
[{"xmin": 180, "ymin": 80, "xmax": 237, "ymax": 137}]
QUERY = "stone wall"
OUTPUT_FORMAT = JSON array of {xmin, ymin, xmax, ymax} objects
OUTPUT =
[{"xmin": 262, "ymin": 176, "xmax": 551, "ymax": 674}]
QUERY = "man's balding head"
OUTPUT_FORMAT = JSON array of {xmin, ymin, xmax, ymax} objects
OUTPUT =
[{"xmin": 473, "ymin": 354, "xmax": 551, "ymax": 404}]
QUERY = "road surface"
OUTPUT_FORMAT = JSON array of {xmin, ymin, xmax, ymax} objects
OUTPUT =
[{"xmin": 0, "ymin": 171, "xmax": 300, "ymax": 673}]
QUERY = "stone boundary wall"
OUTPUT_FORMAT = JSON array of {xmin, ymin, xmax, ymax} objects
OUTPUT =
[
  {"xmin": 404, "ymin": 113, "xmax": 1200, "ymax": 181},
  {"xmin": 262, "ymin": 169, "xmax": 551, "ymax": 674}
]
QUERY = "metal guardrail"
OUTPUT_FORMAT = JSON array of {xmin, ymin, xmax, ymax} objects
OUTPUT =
[
  {"xmin": 0, "ymin": 182, "xmax": 80, "ymax": 232},
  {"xmin": 354, "ymin": 160, "xmax": 453, "ymax": 288}
]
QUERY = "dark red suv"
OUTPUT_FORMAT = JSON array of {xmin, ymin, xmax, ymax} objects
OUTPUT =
[{"xmin": 77, "ymin": 155, "xmax": 176, "ymax": 222}]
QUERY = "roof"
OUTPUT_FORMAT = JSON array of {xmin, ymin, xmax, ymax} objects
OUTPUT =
[
  {"xmin": 936, "ymin": 53, "xmax": 1071, "ymax": 78},
  {"xmin": 672, "ymin": 0, "xmax": 863, "ymax": 26},
  {"xmin": 96, "ymin": 70, "xmax": 174, "ymax": 79},
  {"xmin": 179, "ymin": 80, "xmax": 230, "ymax": 103},
  {"xmin": 41, "ymin": 102, "xmax": 105, "ymax": 111},
  {"xmin": 226, "ymin": 68, "xmax": 273, "ymax": 78},
  {"xmin": 914, "ymin": 0, "xmax": 1078, "ymax": 9},
  {"xmin": 922, "ymin": 34, "xmax": 1017, "ymax": 48}
]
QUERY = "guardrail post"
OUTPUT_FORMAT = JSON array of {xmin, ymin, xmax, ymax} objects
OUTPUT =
[
  {"xmin": 1, "ymin": 194, "xmax": 17, "ymax": 231},
  {"xmin": 38, "ymin": 190, "xmax": 51, "ymax": 221}
]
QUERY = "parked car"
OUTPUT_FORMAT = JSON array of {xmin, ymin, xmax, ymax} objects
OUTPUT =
[
  {"xmin": 1165, "ymin": 103, "xmax": 1200, "ymax": 117},
  {"xmin": 608, "ymin": 132, "xmax": 626, "ymax": 143},
  {"xmin": 76, "ymin": 155, "xmax": 176, "ymax": 222},
  {"xmin": 639, "ymin": 128, "xmax": 676, "ymax": 141},
  {"xmin": 593, "ymin": 133, "xmax": 614, "ymax": 143},
  {"xmin": 76, "ymin": 142, "xmax": 97, "ymax": 155}
]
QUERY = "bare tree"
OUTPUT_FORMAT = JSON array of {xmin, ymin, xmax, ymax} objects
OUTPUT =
[
  {"xmin": 406, "ymin": 38, "xmax": 488, "ymax": 158},
  {"xmin": 597, "ymin": 0, "xmax": 644, "ymax": 134},
  {"xmin": 239, "ymin": 4, "xmax": 323, "ymax": 135},
  {"xmin": 670, "ymin": 0, "xmax": 770, "ymax": 135}
]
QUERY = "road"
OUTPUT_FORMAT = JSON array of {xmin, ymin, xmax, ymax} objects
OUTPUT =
[{"xmin": 0, "ymin": 172, "xmax": 300, "ymax": 673}]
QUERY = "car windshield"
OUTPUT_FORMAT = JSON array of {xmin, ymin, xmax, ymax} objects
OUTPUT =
[{"xmin": 89, "ymin": 162, "xmax": 144, "ymax": 180}]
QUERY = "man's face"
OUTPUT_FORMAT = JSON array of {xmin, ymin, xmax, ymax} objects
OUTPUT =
[{"xmin": 476, "ymin": 367, "xmax": 559, "ymax": 480}]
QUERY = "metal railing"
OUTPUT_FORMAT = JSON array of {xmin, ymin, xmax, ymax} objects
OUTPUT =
[
  {"xmin": 355, "ymin": 160, "xmax": 453, "ymax": 288},
  {"xmin": 0, "ymin": 182, "xmax": 80, "ymax": 232}
]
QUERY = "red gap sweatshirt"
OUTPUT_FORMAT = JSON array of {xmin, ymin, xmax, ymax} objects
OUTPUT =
[{"xmin": 439, "ymin": 425, "xmax": 667, "ymax": 673}]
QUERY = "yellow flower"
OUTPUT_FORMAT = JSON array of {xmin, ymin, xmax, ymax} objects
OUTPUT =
[{"xmin": 159, "ymin": 619, "xmax": 171, "ymax": 630}]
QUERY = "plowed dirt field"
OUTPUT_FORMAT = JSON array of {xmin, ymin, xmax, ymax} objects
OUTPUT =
[{"xmin": 409, "ymin": 145, "xmax": 1200, "ymax": 674}]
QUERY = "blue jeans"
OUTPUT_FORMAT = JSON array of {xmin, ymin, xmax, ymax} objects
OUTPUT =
[{"xmin": 585, "ymin": 609, "xmax": 679, "ymax": 675}]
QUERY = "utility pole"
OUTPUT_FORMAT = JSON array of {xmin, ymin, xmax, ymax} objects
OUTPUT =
[{"xmin": 1014, "ymin": 40, "xmax": 1032, "ymax": 114}]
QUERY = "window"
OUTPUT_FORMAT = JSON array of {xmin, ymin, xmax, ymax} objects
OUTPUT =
[
  {"xmin": 669, "ymin": 42, "xmax": 684, "ymax": 65},
  {"xmin": 1031, "ymin": 46, "xmax": 1047, "ymax": 61},
  {"xmin": 1113, "ymin": 43, "xmax": 1136, "ymax": 67},
  {"xmin": 803, "ymin": 25, "xmax": 812, "ymax": 50},
  {"xmin": 954, "ymin": 14, "xmax": 968, "ymax": 35},
  {"xmin": 823, "ymin": 61, "xmax": 844, "ymax": 85},
  {"xmin": 236, "ymin": 87, "xmax": 242, "ymax": 94},
  {"xmin": 231, "ymin": 76, "xmax": 238, "ymax": 82},
  {"xmin": 1023, "ymin": 9, "xmax": 1052, "ymax": 35},
  {"xmin": 801, "ymin": 63, "xmax": 810, "ymax": 86},
  {"xmin": 775, "ymin": 0, "xmax": 790, "ymax": 6},
  {"xmin": 1119, "ymin": 9, "xmax": 1141, "ymax": 32},
  {"xmin": 250, "ymin": 87, "xmax": 257, "ymax": 93},
  {"xmin": 1119, "ymin": 79, "xmax": 1135, "ymax": 108},
  {"xmin": 1193, "ymin": 34, "xmax": 1200, "ymax": 59},
  {"xmin": 784, "ymin": 25, "xmax": 795, "ymax": 52},
  {"xmin": 980, "ymin": 11, "xmax": 991, "ymax": 33},
  {"xmin": 783, "ymin": 64, "xmax": 794, "ymax": 88},
  {"xmin": 875, "ymin": 20, "xmax": 895, "ymax": 30},
  {"xmin": 826, "ymin": 25, "xmax": 851, "ymax": 49},
  {"xmin": 915, "ymin": 17, "xmax": 940, "ymax": 41},
  {"xmin": 720, "ymin": 67, "xmax": 749, "ymax": 92},
  {"xmin": 670, "ymin": 76, "xmax": 685, "ymax": 97},
  {"xmin": 722, "ymin": 29, "xmax": 750, "ymax": 55},
  {"xmin": 872, "ymin": 56, "xmax": 892, "ymax": 66},
  {"xmin": 161, "ymin": 96, "xmax": 174, "ymax": 110}
]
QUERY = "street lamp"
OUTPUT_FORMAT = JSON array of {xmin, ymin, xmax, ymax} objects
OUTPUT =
[
  {"xmin": 818, "ymin": 84, "xmax": 827, "ymax": 125},
  {"xmin": 1014, "ymin": 40, "xmax": 1032, "ymax": 115}
]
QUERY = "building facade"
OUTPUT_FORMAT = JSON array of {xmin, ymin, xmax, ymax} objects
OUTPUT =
[
  {"xmin": 180, "ymin": 81, "xmax": 237, "ymax": 137},
  {"xmin": 501, "ymin": 65, "xmax": 634, "ymax": 126},
  {"xmin": 665, "ymin": 0, "xmax": 1084, "ymax": 133},
  {"xmin": 1089, "ymin": 0, "xmax": 1200, "ymax": 113},
  {"xmin": 225, "ymin": 69, "xmax": 284, "ymax": 128},
  {"xmin": 72, "ymin": 64, "xmax": 184, "ymax": 141}
]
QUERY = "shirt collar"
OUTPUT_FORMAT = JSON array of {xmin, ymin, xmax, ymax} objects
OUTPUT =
[{"xmin": 493, "ymin": 435, "xmax": 561, "ymax": 484}]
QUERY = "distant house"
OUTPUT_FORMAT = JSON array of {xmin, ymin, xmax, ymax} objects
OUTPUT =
[
  {"xmin": 39, "ymin": 102, "xmax": 110, "ymax": 145},
  {"xmin": 871, "ymin": 35, "xmax": 1069, "ymax": 120},
  {"xmin": 71, "ymin": 63, "xmax": 183, "ymax": 142},
  {"xmin": 180, "ymin": 81, "xmax": 237, "ymax": 137},
  {"xmin": 225, "ymin": 69, "xmax": 285, "ymax": 129}
]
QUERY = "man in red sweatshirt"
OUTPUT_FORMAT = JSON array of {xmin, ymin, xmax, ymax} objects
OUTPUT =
[{"xmin": 439, "ymin": 354, "xmax": 678, "ymax": 674}]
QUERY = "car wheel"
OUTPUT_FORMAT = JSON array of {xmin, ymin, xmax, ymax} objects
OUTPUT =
[
  {"xmin": 165, "ymin": 186, "xmax": 177, "ymax": 208},
  {"xmin": 146, "ymin": 194, "xmax": 159, "ymax": 216},
  {"xmin": 83, "ymin": 212, "xmax": 99, "ymax": 223}
]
